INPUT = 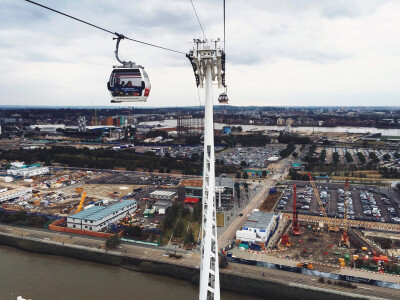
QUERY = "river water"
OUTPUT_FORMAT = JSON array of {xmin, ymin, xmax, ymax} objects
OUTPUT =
[
  {"xmin": 0, "ymin": 246, "xmax": 257, "ymax": 300},
  {"xmin": 141, "ymin": 120, "xmax": 400, "ymax": 136}
]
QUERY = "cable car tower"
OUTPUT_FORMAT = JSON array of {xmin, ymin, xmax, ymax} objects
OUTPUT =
[{"xmin": 187, "ymin": 39, "xmax": 225, "ymax": 300}]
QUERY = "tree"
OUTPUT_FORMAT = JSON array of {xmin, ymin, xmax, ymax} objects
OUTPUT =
[
  {"xmin": 175, "ymin": 220, "xmax": 185, "ymax": 237},
  {"xmin": 105, "ymin": 234, "xmax": 121, "ymax": 249},
  {"xmin": 219, "ymin": 253, "xmax": 229, "ymax": 268},
  {"xmin": 332, "ymin": 151, "xmax": 340, "ymax": 164},
  {"xmin": 184, "ymin": 229, "xmax": 195, "ymax": 245},
  {"xmin": 243, "ymin": 172, "xmax": 248, "ymax": 179},
  {"xmin": 235, "ymin": 172, "xmax": 241, "ymax": 179},
  {"xmin": 262, "ymin": 170, "xmax": 268, "ymax": 178},
  {"xmin": 292, "ymin": 152, "xmax": 298, "ymax": 158}
]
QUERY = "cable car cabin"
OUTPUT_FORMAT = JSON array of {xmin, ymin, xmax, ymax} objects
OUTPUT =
[
  {"xmin": 218, "ymin": 93, "xmax": 229, "ymax": 104},
  {"xmin": 108, "ymin": 67, "xmax": 150, "ymax": 103}
]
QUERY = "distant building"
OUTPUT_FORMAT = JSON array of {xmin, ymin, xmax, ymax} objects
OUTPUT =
[
  {"xmin": 0, "ymin": 187, "xmax": 32, "ymax": 203},
  {"xmin": 286, "ymin": 118, "xmax": 294, "ymax": 126},
  {"xmin": 7, "ymin": 162, "xmax": 49, "ymax": 177},
  {"xmin": 30, "ymin": 124, "xmax": 65, "ymax": 133},
  {"xmin": 222, "ymin": 126, "xmax": 231, "ymax": 135},
  {"xmin": 236, "ymin": 211, "xmax": 279, "ymax": 243},
  {"xmin": 277, "ymin": 118, "xmax": 285, "ymax": 126},
  {"xmin": 66, "ymin": 200, "xmax": 137, "ymax": 232}
]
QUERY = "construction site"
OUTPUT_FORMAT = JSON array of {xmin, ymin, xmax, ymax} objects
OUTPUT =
[{"xmin": 231, "ymin": 173, "xmax": 400, "ymax": 278}]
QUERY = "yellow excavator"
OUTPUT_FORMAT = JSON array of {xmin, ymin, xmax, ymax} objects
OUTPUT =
[
  {"xmin": 297, "ymin": 262, "xmax": 313, "ymax": 270},
  {"xmin": 75, "ymin": 192, "xmax": 87, "ymax": 213}
]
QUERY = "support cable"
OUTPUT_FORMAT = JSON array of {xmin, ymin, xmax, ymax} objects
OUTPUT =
[
  {"xmin": 189, "ymin": 0, "xmax": 206, "ymax": 40},
  {"xmin": 223, "ymin": 0, "xmax": 226, "ymax": 50},
  {"xmin": 24, "ymin": 0, "xmax": 186, "ymax": 55}
]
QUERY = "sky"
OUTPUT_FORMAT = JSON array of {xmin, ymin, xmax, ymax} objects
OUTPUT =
[{"xmin": 0, "ymin": 0, "xmax": 399, "ymax": 108}]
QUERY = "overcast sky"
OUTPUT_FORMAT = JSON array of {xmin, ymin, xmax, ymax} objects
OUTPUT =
[{"xmin": 0, "ymin": 0, "xmax": 399, "ymax": 108}]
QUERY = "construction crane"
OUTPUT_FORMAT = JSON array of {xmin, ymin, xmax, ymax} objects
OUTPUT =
[
  {"xmin": 307, "ymin": 172, "xmax": 339, "ymax": 233},
  {"xmin": 75, "ymin": 192, "xmax": 87, "ymax": 213},
  {"xmin": 340, "ymin": 179, "xmax": 351, "ymax": 247},
  {"xmin": 292, "ymin": 184, "xmax": 301, "ymax": 235}
]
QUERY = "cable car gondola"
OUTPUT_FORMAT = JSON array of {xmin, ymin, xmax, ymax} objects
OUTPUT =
[
  {"xmin": 108, "ymin": 34, "xmax": 151, "ymax": 103},
  {"xmin": 218, "ymin": 92, "xmax": 229, "ymax": 104}
]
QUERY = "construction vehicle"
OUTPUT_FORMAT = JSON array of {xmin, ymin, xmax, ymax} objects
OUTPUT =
[
  {"xmin": 297, "ymin": 262, "xmax": 313, "ymax": 270},
  {"xmin": 75, "ymin": 192, "xmax": 87, "ymax": 213},
  {"xmin": 307, "ymin": 172, "xmax": 339, "ymax": 233},
  {"xmin": 340, "ymin": 178, "xmax": 351, "ymax": 247},
  {"xmin": 292, "ymin": 184, "xmax": 301, "ymax": 235}
]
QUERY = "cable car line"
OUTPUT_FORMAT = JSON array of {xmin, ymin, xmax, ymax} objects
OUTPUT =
[
  {"xmin": 188, "ymin": 0, "xmax": 206, "ymax": 40},
  {"xmin": 24, "ymin": 0, "xmax": 186, "ymax": 55},
  {"xmin": 223, "ymin": 0, "xmax": 226, "ymax": 50}
]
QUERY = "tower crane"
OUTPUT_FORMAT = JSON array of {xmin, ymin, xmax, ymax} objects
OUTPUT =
[
  {"xmin": 75, "ymin": 192, "xmax": 87, "ymax": 213},
  {"xmin": 307, "ymin": 172, "xmax": 339, "ymax": 233},
  {"xmin": 292, "ymin": 184, "xmax": 301, "ymax": 235},
  {"xmin": 340, "ymin": 179, "xmax": 351, "ymax": 247}
]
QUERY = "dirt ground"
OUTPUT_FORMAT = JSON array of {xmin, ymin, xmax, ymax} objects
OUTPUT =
[
  {"xmin": 62, "ymin": 184, "xmax": 146, "ymax": 199},
  {"xmin": 259, "ymin": 193, "xmax": 280, "ymax": 212},
  {"xmin": 269, "ymin": 224, "xmax": 370, "ymax": 267}
]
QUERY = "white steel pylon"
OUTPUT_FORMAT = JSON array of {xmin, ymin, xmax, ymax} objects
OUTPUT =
[{"xmin": 187, "ymin": 39, "xmax": 224, "ymax": 300}]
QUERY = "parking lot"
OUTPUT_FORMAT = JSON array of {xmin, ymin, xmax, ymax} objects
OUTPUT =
[
  {"xmin": 316, "ymin": 146, "xmax": 399, "ymax": 167},
  {"xmin": 216, "ymin": 146, "xmax": 283, "ymax": 168},
  {"xmin": 277, "ymin": 182, "xmax": 400, "ymax": 224}
]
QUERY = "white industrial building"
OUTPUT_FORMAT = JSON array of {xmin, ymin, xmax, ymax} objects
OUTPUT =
[
  {"xmin": 29, "ymin": 124, "xmax": 65, "ymax": 133},
  {"xmin": 7, "ymin": 162, "xmax": 49, "ymax": 177},
  {"xmin": 0, "ymin": 187, "xmax": 32, "ymax": 203},
  {"xmin": 236, "ymin": 211, "xmax": 278, "ymax": 243},
  {"xmin": 153, "ymin": 199, "xmax": 173, "ymax": 215},
  {"xmin": 149, "ymin": 190, "xmax": 176, "ymax": 200},
  {"xmin": 66, "ymin": 200, "xmax": 137, "ymax": 232}
]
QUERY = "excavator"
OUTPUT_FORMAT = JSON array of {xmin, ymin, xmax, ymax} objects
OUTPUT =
[{"xmin": 297, "ymin": 262, "xmax": 313, "ymax": 270}]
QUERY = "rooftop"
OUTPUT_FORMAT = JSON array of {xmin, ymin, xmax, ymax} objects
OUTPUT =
[
  {"xmin": 70, "ymin": 200, "xmax": 136, "ymax": 221},
  {"xmin": 149, "ymin": 190, "xmax": 176, "ymax": 197},
  {"xmin": 179, "ymin": 177, "xmax": 234, "ymax": 188},
  {"xmin": 243, "ymin": 211, "xmax": 276, "ymax": 229}
]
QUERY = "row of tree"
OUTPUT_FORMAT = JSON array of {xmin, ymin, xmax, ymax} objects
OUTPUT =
[{"xmin": 0, "ymin": 147, "xmax": 237, "ymax": 176}]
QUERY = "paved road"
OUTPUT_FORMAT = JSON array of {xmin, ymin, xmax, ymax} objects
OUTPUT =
[{"xmin": 217, "ymin": 179, "xmax": 276, "ymax": 249}]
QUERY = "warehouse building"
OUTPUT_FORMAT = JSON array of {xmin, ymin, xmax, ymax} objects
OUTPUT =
[
  {"xmin": 7, "ymin": 162, "xmax": 49, "ymax": 177},
  {"xmin": 67, "ymin": 200, "xmax": 137, "ymax": 232},
  {"xmin": 0, "ymin": 187, "xmax": 32, "ymax": 203},
  {"xmin": 149, "ymin": 190, "xmax": 177, "ymax": 201},
  {"xmin": 236, "ymin": 211, "xmax": 278, "ymax": 243},
  {"xmin": 153, "ymin": 199, "xmax": 173, "ymax": 215}
]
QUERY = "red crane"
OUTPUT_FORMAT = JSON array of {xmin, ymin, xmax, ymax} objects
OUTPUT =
[{"xmin": 292, "ymin": 184, "xmax": 301, "ymax": 235}]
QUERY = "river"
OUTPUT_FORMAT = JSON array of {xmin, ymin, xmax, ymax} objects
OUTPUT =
[
  {"xmin": 0, "ymin": 246, "xmax": 257, "ymax": 300},
  {"xmin": 141, "ymin": 120, "xmax": 400, "ymax": 136}
]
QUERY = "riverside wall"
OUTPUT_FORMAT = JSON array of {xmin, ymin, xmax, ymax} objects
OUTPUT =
[{"xmin": 0, "ymin": 232, "xmax": 364, "ymax": 300}]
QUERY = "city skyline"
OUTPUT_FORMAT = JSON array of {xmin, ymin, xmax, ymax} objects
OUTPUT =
[{"xmin": 1, "ymin": 0, "xmax": 400, "ymax": 107}]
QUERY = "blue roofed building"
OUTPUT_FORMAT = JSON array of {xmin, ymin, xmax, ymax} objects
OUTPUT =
[{"xmin": 66, "ymin": 200, "xmax": 137, "ymax": 232}]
